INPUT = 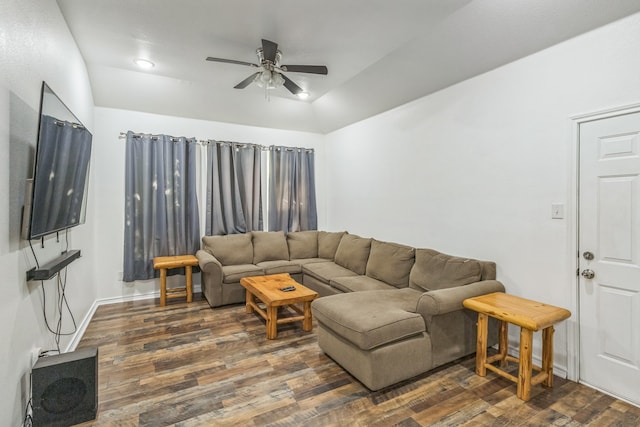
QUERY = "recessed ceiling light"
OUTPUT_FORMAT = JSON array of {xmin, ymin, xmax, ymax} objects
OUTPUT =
[
  {"xmin": 297, "ymin": 91, "xmax": 309, "ymax": 100},
  {"xmin": 134, "ymin": 58, "xmax": 155, "ymax": 69}
]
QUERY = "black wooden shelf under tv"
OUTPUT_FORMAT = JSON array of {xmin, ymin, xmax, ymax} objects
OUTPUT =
[{"xmin": 26, "ymin": 249, "xmax": 81, "ymax": 281}]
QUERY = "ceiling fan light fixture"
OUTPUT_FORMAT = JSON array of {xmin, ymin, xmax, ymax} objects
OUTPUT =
[
  {"xmin": 134, "ymin": 58, "xmax": 155, "ymax": 69},
  {"xmin": 271, "ymin": 72, "xmax": 285, "ymax": 88},
  {"xmin": 254, "ymin": 70, "xmax": 285, "ymax": 89},
  {"xmin": 297, "ymin": 91, "xmax": 310, "ymax": 99}
]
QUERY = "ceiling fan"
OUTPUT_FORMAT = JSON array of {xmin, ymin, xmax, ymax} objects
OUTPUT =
[{"xmin": 206, "ymin": 39, "xmax": 328, "ymax": 97}]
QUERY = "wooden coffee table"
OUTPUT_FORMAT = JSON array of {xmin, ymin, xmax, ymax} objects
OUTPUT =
[{"xmin": 240, "ymin": 273, "xmax": 319, "ymax": 339}]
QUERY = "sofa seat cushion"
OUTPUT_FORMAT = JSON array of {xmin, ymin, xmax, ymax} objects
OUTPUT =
[
  {"xmin": 202, "ymin": 233, "xmax": 253, "ymax": 265},
  {"xmin": 410, "ymin": 248, "xmax": 482, "ymax": 292},
  {"xmin": 302, "ymin": 261, "xmax": 358, "ymax": 283},
  {"xmin": 366, "ymin": 240, "xmax": 415, "ymax": 288},
  {"xmin": 312, "ymin": 289, "xmax": 424, "ymax": 351},
  {"xmin": 222, "ymin": 264, "xmax": 264, "ymax": 283},
  {"xmin": 329, "ymin": 275, "xmax": 395, "ymax": 293},
  {"xmin": 256, "ymin": 260, "xmax": 302, "ymax": 275}
]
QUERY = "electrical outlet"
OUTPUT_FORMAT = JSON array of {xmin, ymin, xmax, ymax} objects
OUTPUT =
[
  {"xmin": 31, "ymin": 347, "xmax": 42, "ymax": 366},
  {"xmin": 117, "ymin": 271, "xmax": 123, "ymax": 281}
]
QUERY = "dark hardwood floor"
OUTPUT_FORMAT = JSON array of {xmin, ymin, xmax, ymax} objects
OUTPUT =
[{"xmin": 76, "ymin": 294, "xmax": 640, "ymax": 426}]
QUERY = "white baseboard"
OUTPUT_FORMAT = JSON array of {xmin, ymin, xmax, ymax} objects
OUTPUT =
[
  {"xmin": 65, "ymin": 285, "xmax": 202, "ymax": 352},
  {"xmin": 65, "ymin": 299, "xmax": 100, "ymax": 352}
]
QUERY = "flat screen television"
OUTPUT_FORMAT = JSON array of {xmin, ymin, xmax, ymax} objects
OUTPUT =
[{"xmin": 26, "ymin": 82, "xmax": 92, "ymax": 240}]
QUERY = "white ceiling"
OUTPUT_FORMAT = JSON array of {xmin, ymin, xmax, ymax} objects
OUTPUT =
[{"xmin": 57, "ymin": 0, "xmax": 640, "ymax": 134}]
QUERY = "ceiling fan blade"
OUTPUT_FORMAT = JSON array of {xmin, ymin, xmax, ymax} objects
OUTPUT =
[
  {"xmin": 281, "ymin": 73, "xmax": 303, "ymax": 95},
  {"xmin": 206, "ymin": 57, "xmax": 259, "ymax": 68},
  {"xmin": 261, "ymin": 39, "xmax": 278, "ymax": 63},
  {"xmin": 282, "ymin": 65, "xmax": 328, "ymax": 75},
  {"xmin": 234, "ymin": 72, "xmax": 260, "ymax": 89}
]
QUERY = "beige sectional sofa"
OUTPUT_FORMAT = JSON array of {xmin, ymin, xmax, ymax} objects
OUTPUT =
[{"xmin": 196, "ymin": 230, "xmax": 504, "ymax": 390}]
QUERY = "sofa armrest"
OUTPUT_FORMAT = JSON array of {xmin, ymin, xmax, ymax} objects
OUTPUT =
[
  {"xmin": 196, "ymin": 249, "xmax": 223, "ymax": 277},
  {"xmin": 415, "ymin": 280, "xmax": 505, "ymax": 318},
  {"xmin": 416, "ymin": 280, "xmax": 505, "ymax": 368}
]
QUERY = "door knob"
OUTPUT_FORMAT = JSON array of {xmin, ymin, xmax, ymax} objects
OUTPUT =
[{"xmin": 581, "ymin": 269, "xmax": 595, "ymax": 279}]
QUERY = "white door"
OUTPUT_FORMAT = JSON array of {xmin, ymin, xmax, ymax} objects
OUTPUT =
[{"xmin": 579, "ymin": 111, "xmax": 640, "ymax": 406}]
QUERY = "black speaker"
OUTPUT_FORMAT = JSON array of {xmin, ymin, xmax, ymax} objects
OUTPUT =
[{"xmin": 32, "ymin": 347, "xmax": 98, "ymax": 427}]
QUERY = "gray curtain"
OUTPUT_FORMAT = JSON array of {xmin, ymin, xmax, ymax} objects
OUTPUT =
[
  {"xmin": 268, "ymin": 146, "xmax": 317, "ymax": 232},
  {"xmin": 123, "ymin": 132, "xmax": 200, "ymax": 282},
  {"xmin": 205, "ymin": 141, "xmax": 262, "ymax": 235}
]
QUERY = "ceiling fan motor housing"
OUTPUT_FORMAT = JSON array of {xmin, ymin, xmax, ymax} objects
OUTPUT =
[{"xmin": 257, "ymin": 48, "xmax": 282, "ymax": 71}]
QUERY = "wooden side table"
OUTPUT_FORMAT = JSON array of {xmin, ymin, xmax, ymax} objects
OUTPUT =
[
  {"xmin": 463, "ymin": 292, "xmax": 571, "ymax": 401},
  {"xmin": 152, "ymin": 255, "xmax": 199, "ymax": 306}
]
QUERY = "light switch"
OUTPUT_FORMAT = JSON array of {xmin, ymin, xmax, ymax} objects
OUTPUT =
[{"xmin": 551, "ymin": 203, "xmax": 564, "ymax": 219}]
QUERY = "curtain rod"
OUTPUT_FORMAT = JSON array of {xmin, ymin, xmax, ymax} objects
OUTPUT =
[
  {"xmin": 54, "ymin": 119, "xmax": 85, "ymax": 129},
  {"xmin": 118, "ymin": 131, "xmax": 197, "ymax": 143},
  {"xmin": 118, "ymin": 132, "xmax": 313, "ymax": 152},
  {"xmin": 198, "ymin": 139, "xmax": 314, "ymax": 153},
  {"xmin": 201, "ymin": 140, "xmax": 314, "ymax": 153},
  {"xmin": 198, "ymin": 139, "xmax": 268, "ymax": 149}
]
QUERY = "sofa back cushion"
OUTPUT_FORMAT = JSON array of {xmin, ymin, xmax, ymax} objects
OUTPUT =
[
  {"xmin": 366, "ymin": 240, "xmax": 415, "ymax": 288},
  {"xmin": 318, "ymin": 231, "xmax": 346, "ymax": 260},
  {"xmin": 480, "ymin": 261, "xmax": 497, "ymax": 280},
  {"xmin": 252, "ymin": 231, "xmax": 289, "ymax": 263},
  {"xmin": 334, "ymin": 234, "xmax": 372, "ymax": 275},
  {"xmin": 409, "ymin": 248, "xmax": 482, "ymax": 292},
  {"xmin": 287, "ymin": 230, "xmax": 318, "ymax": 259},
  {"xmin": 202, "ymin": 233, "xmax": 253, "ymax": 266}
]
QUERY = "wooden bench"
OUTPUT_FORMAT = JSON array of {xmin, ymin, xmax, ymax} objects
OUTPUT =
[
  {"xmin": 152, "ymin": 255, "xmax": 199, "ymax": 306},
  {"xmin": 463, "ymin": 292, "xmax": 571, "ymax": 401}
]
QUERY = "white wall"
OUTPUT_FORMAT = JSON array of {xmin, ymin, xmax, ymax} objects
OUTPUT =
[
  {"xmin": 324, "ymin": 12, "xmax": 640, "ymax": 374},
  {"xmin": 91, "ymin": 107, "xmax": 325, "ymax": 300},
  {"xmin": 0, "ymin": 0, "xmax": 96, "ymax": 424}
]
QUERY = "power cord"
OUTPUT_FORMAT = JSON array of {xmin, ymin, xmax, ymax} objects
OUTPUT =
[
  {"xmin": 39, "ymin": 269, "xmax": 78, "ymax": 354},
  {"xmin": 64, "ymin": 227, "xmax": 70, "ymax": 252},
  {"xmin": 23, "ymin": 373, "xmax": 33, "ymax": 427},
  {"xmin": 22, "ymin": 398, "xmax": 33, "ymax": 427},
  {"xmin": 28, "ymin": 239, "xmax": 40, "ymax": 270},
  {"xmin": 29, "ymin": 238, "xmax": 78, "ymax": 354},
  {"xmin": 56, "ymin": 267, "xmax": 78, "ymax": 338}
]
